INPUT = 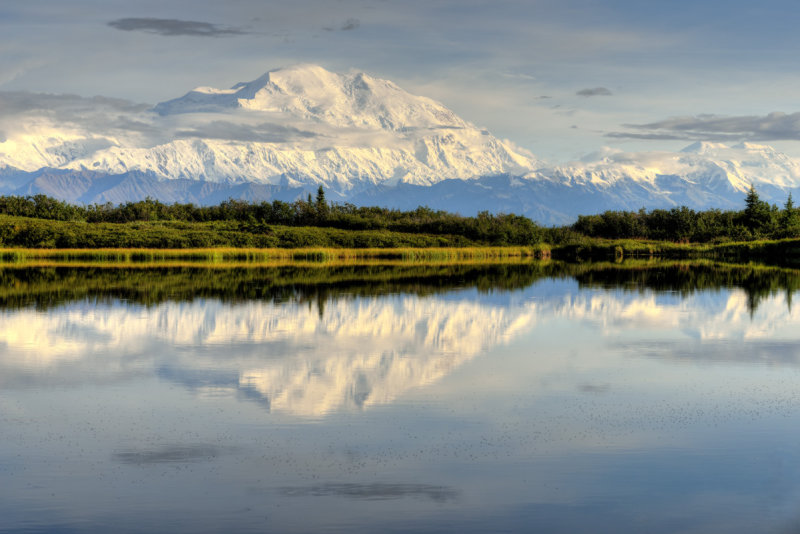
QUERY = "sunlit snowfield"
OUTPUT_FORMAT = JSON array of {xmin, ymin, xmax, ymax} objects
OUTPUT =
[{"xmin": 3, "ymin": 265, "xmax": 800, "ymax": 533}]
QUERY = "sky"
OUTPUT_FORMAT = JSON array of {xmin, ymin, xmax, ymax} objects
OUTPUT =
[{"xmin": 3, "ymin": 0, "xmax": 800, "ymax": 162}]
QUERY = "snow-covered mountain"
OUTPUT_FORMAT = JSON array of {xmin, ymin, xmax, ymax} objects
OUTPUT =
[
  {"xmin": 3, "ymin": 65, "xmax": 800, "ymax": 224},
  {"xmin": 353, "ymin": 142, "xmax": 800, "ymax": 223},
  {"xmin": 0, "ymin": 65, "xmax": 536, "ymax": 191}
]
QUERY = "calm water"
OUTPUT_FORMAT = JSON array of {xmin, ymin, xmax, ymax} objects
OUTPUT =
[{"xmin": 3, "ymin": 262, "xmax": 800, "ymax": 533}]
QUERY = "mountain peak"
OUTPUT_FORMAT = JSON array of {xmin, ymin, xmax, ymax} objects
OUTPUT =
[
  {"xmin": 229, "ymin": 64, "xmax": 343, "ymax": 100},
  {"xmin": 153, "ymin": 64, "xmax": 467, "ymax": 132},
  {"xmin": 732, "ymin": 141, "xmax": 775, "ymax": 152},
  {"xmin": 1, "ymin": 64, "xmax": 539, "ymax": 205},
  {"xmin": 680, "ymin": 141, "xmax": 729, "ymax": 155}
]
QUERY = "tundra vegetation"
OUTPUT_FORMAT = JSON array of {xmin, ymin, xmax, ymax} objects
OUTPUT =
[{"xmin": 1, "ymin": 186, "xmax": 800, "ymax": 263}]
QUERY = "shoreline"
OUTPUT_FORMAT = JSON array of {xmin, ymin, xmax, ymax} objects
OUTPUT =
[
  {"xmin": 0, "ymin": 245, "xmax": 551, "ymax": 267},
  {"xmin": 3, "ymin": 237, "xmax": 800, "ymax": 266}
]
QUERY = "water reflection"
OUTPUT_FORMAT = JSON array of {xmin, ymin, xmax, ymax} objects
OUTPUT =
[
  {"xmin": 1, "ymin": 261, "xmax": 798, "ymax": 313},
  {"xmin": 4, "ymin": 261, "xmax": 800, "ymax": 533},
  {"xmin": 3, "ymin": 262, "xmax": 800, "ymax": 417},
  {"xmin": 0, "ymin": 294, "xmax": 538, "ymax": 415}
]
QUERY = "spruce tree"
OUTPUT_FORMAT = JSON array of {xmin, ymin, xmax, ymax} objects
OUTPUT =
[
  {"xmin": 743, "ymin": 185, "xmax": 772, "ymax": 235},
  {"xmin": 315, "ymin": 185, "xmax": 329, "ymax": 221},
  {"xmin": 781, "ymin": 192, "xmax": 800, "ymax": 236}
]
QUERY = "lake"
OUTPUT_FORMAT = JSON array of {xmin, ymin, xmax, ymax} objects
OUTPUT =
[{"xmin": 2, "ymin": 261, "xmax": 800, "ymax": 533}]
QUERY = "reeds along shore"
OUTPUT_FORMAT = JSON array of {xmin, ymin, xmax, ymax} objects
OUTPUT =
[
  {"xmin": 4, "ymin": 237, "xmax": 800, "ymax": 267},
  {"xmin": 0, "ymin": 245, "xmax": 552, "ymax": 267}
]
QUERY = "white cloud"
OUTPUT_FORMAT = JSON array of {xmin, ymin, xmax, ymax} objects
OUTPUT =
[{"xmin": 6, "ymin": 1, "xmax": 800, "ymax": 162}]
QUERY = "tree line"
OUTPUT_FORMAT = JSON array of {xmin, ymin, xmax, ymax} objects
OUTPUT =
[
  {"xmin": 571, "ymin": 187, "xmax": 800, "ymax": 242},
  {"xmin": 0, "ymin": 185, "xmax": 799, "ymax": 247},
  {"xmin": 0, "ymin": 187, "xmax": 543, "ymax": 246}
]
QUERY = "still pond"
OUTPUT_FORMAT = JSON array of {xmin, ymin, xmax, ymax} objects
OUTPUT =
[{"xmin": 2, "ymin": 261, "xmax": 800, "ymax": 533}]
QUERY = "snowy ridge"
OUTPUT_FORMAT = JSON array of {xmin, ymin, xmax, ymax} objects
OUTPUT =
[
  {"xmin": 4, "ymin": 65, "xmax": 800, "ymax": 223},
  {"xmin": 536, "ymin": 142, "xmax": 800, "ymax": 192},
  {"xmin": 0, "ymin": 65, "xmax": 537, "ymax": 191},
  {"xmin": 59, "ymin": 133, "xmax": 533, "ymax": 191},
  {"xmin": 0, "ymin": 133, "xmax": 117, "ymax": 171}
]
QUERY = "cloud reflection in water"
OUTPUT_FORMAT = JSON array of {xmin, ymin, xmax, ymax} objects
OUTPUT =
[{"xmin": 2, "ymin": 285, "xmax": 800, "ymax": 417}]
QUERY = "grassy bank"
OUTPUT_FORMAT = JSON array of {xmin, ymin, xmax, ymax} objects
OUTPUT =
[
  {"xmin": 5, "ymin": 237, "xmax": 800, "ymax": 267},
  {"xmin": 4, "ymin": 208, "xmax": 800, "ymax": 266},
  {"xmin": 0, "ymin": 214, "xmax": 487, "ymax": 249},
  {"xmin": 0, "ymin": 245, "xmax": 551, "ymax": 267},
  {"xmin": 0, "ymin": 207, "xmax": 544, "ymax": 249}
]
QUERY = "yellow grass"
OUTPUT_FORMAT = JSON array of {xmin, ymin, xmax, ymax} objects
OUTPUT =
[{"xmin": 0, "ymin": 245, "xmax": 551, "ymax": 267}]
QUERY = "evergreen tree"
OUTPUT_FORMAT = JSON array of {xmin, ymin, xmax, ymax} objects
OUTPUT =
[
  {"xmin": 781, "ymin": 192, "xmax": 800, "ymax": 236},
  {"xmin": 743, "ymin": 185, "xmax": 773, "ymax": 235},
  {"xmin": 315, "ymin": 185, "xmax": 329, "ymax": 221}
]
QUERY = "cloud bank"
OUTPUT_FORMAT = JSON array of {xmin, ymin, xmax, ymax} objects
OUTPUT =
[
  {"xmin": 107, "ymin": 18, "xmax": 248, "ymax": 37},
  {"xmin": 576, "ymin": 87, "xmax": 613, "ymax": 97},
  {"xmin": 174, "ymin": 121, "xmax": 319, "ymax": 143},
  {"xmin": 324, "ymin": 18, "xmax": 361, "ymax": 32},
  {"xmin": 611, "ymin": 111, "xmax": 800, "ymax": 142},
  {"xmin": 0, "ymin": 91, "xmax": 155, "ymax": 139}
]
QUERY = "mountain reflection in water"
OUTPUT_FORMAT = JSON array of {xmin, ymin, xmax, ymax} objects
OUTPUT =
[
  {"xmin": 4, "ymin": 261, "xmax": 800, "ymax": 533},
  {"xmin": 0, "ymin": 260, "xmax": 796, "ymax": 313},
  {"xmin": 2, "ymin": 261, "xmax": 800, "ymax": 417},
  {"xmin": 0, "ymin": 289, "xmax": 537, "ymax": 416}
]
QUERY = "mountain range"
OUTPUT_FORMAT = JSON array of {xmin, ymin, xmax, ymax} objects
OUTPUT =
[{"xmin": 2, "ymin": 64, "xmax": 799, "ymax": 224}]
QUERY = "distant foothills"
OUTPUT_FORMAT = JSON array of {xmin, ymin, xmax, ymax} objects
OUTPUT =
[{"xmin": 0, "ymin": 187, "xmax": 799, "ymax": 261}]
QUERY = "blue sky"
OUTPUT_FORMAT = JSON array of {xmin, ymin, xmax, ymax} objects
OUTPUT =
[{"xmin": 3, "ymin": 0, "xmax": 800, "ymax": 161}]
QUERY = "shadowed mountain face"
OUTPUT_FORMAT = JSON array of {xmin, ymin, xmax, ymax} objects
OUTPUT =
[{"xmin": 6, "ymin": 168, "xmax": 307, "ymax": 205}]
